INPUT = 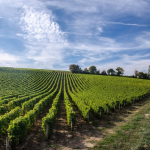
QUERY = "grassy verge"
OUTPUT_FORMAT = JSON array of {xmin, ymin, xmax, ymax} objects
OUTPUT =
[{"xmin": 92, "ymin": 99, "xmax": 150, "ymax": 150}]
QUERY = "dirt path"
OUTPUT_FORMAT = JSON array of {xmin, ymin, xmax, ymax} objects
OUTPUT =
[
  {"xmin": 49, "ymin": 79, "xmax": 70, "ymax": 149},
  {"xmin": 48, "ymin": 77, "xmax": 104, "ymax": 150}
]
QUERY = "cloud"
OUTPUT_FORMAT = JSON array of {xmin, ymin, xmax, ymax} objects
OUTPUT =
[
  {"xmin": 96, "ymin": 59, "xmax": 150, "ymax": 76},
  {"xmin": 44, "ymin": 0, "xmax": 150, "ymax": 40},
  {"xmin": 134, "ymin": 32, "xmax": 150, "ymax": 49},
  {"xmin": 97, "ymin": 27, "xmax": 103, "ymax": 35},
  {"xmin": 45, "ymin": 0, "xmax": 150, "ymax": 16},
  {"xmin": 107, "ymin": 54, "xmax": 150, "ymax": 75},
  {"xmin": 0, "ymin": 50, "xmax": 20, "ymax": 67},
  {"xmin": 25, "ymin": 43, "xmax": 67, "ymax": 69},
  {"xmin": 17, "ymin": 5, "xmax": 66, "ymax": 43},
  {"xmin": 103, "ymin": 21, "xmax": 148, "ymax": 26},
  {"xmin": 44, "ymin": 0, "xmax": 98, "ymax": 13},
  {"xmin": 73, "ymin": 31, "xmax": 150, "ymax": 54},
  {"xmin": 91, "ymin": 53, "xmax": 150, "ymax": 76}
]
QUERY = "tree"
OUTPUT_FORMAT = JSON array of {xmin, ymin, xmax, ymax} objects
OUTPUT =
[
  {"xmin": 89, "ymin": 65, "xmax": 97, "ymax": 74},
  {"xmin": 101, "ymin": 70, "xmax": 107, "ymax": 75},
  {"xmin": 107, "ymin": 68, "xmax": 115, "ymax": 75},
  {"xmin": 134, "ymin": 70, "xmax": 139, "ymax": 78},
  {"xmin": 116, "ymin": 67, "xmax": 124, "ymax": 76},
  {"xmin": 137, "ymin": 72, "xmax": 148, "ymax": 79},
  {"xmin": 69, "ymin": 64, "xmax": 80, "ymax": 73},
  {"xmin": 83, "ymin": 68, "xmax": 89, "ymax": 74},
  {"xmin": 79, "ymin": 67, "xmax": 83, "ymax": 73},
  {"xmin": 96, "ymin": 70, "xmax": 100, "ymax": 75},
  {"xmin": 144, "ymin": 73, "xmax": 148, "ymax": 79}
]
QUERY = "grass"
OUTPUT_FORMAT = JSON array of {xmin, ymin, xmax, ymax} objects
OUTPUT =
[{"xmin": 92, "ymin": 98, "xmax": 150, "ymax": 150}]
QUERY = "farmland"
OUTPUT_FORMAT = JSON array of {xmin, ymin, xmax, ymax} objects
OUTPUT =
[{"xmin": 0, "ymin": 67, "xmax": 150, "ymax": 149}]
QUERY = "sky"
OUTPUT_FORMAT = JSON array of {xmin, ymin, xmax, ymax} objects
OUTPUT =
[{"xmin": 0, "ymin": 0, "xmax": 150, "ymax": 75}]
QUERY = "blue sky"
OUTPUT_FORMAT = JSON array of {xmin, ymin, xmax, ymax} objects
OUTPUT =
[{"xmin": 0, "ymin": 0, "xmax": 150, "ymax": 75}]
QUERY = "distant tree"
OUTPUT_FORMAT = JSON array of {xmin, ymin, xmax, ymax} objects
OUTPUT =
[
  {"xmin": 144, "ymin": 73, "xmax": 148, "ymax": 79},
  {"xmin": 107, "ymin": 68, "xmax": 115, "ymax": 75},
  {"xmin": 89, "ymin": 65, "xmax": 97, "ymax": 74},
  {"xmin": 101, "ymin": 70, "xmax": 107, "ymax": 75},
  {"xmin": 76, "ymin": 65, "xmax": 82, "ymax": 73},
  {"xmin": 79, "ymin": 67, "xmax": 83, "ymax": 73},
  {"xmin": 96, "ymin": 70, "xmax": 100, "ymax": 75},
  {"xmin": 83, "ymin": 68, "xmax": 89, "ymax": 74},
  {"xmin": 116, "ymin": 67, "xmax": 124, "ymax": 76},
  {"xmin": 137, "ymin": 72, "xmax": 148, "ymax": 79},
  {"xmin": 138, "ymin": 72, "xmax": 144, "ymax": 78},
  {"xmin": 134, "ymin": 70, "xmax": 139, "ymax": 78},
  {"xmin": 69, "ymin": 64, "xmax": 80, "ymax": 73}
]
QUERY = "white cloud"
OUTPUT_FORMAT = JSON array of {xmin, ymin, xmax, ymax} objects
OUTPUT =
[
  {"xmin": 25, "ymin": 43, "xmax": 66, "ymax": 69},
  {"xmin": 98, "ymin": 62, "xmax": 149, "ymax": 76},
  {"xmin": 103, "ymin": 21, "xmax": 147, "ymax": 26},
  {"xmin": 44, "ymin": 1, "xmax": 98, "ymax": 13},
  {"xmin": 97, "ymin": 27, "xmax": 103, "ymax": 35},
  {"xmin": 0, "ymin": 51, "xmax": 19, "ymax": 61},
  {"xmin": 73, "ymin": 31, "xmax": 150, "ymax": 54},
  {"xmin": 134, "ymin": 32, "xmax": 150, "ymax": 49},
  {"xmin": 0, "ymin": 50, "xmax": 20, "ymax": 67},
  {"xmin": 73, "ymin": 38, "xmax": 123, "ymax": 53},
  {"xmin": 18, "ymin": 5, "xmax": 65, "ymax": 43}
]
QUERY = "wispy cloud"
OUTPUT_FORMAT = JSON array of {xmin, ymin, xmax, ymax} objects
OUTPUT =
[
  {"xmin": 103, "ymin": 21, "xmax": 148, "ymax": 26},
  {"xmin": 18, "ymin": 5, "xmax": 65, "ymax": 43},
  {"xmin": 44, "ymin": 1, "xmax": 98, "ymax": 13},
  {"xmin": 45, "ymin": 0, "xmax": 150, "ymax": 16}
]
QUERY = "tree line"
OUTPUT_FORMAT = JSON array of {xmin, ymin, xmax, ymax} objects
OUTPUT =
[
  {"xmin": 69, "ymin": 64, "xmax": 124, "ymax": 76},
  {"xmin": 134, "ymin": 70, "xmax": 149, "ymax": 79}
]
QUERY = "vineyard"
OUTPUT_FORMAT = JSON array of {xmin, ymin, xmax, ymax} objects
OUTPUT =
[{"xmin": 0, "ymin": 67, "xmax": 150, "ymax": 149}]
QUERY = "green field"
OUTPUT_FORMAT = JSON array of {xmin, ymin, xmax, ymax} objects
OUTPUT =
[{"xmin": 0, "ymin": 67, "xmax": 150, "ymax": 149}]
